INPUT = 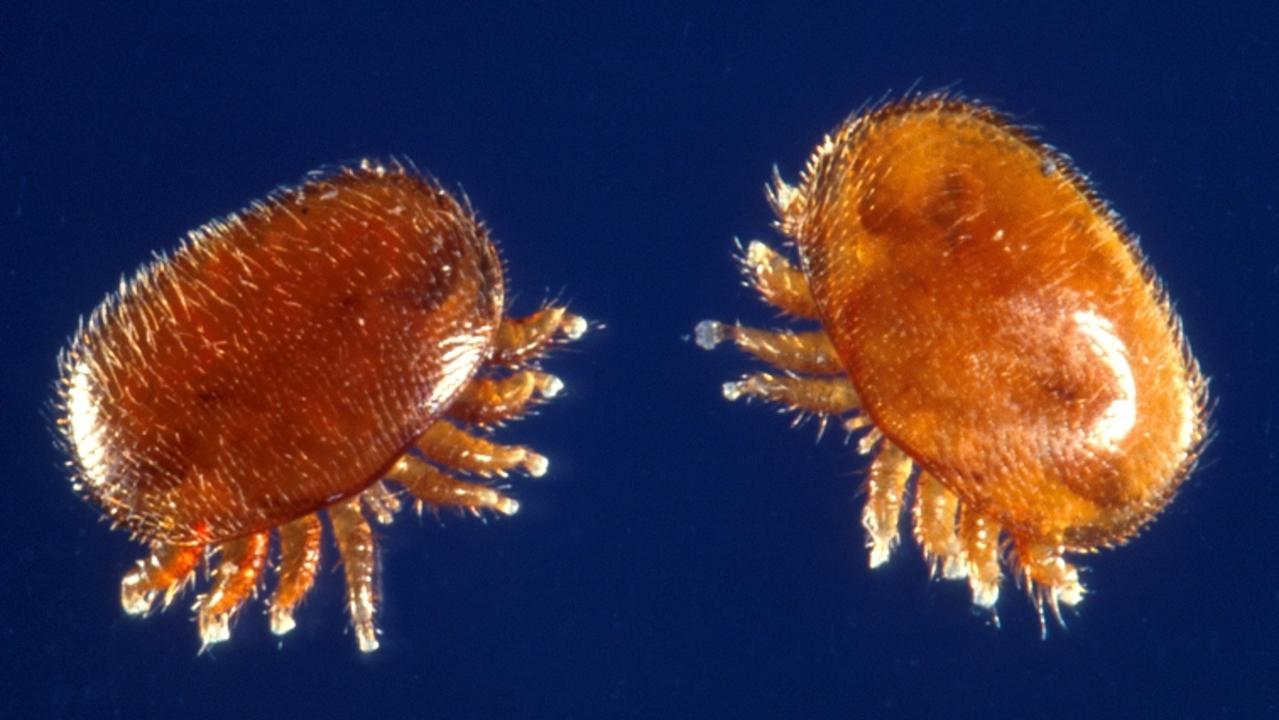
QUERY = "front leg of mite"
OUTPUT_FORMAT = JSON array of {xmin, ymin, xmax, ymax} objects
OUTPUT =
[
  {"xmin": 1012, "ymin": 535, "xmax": 1085, "ymax": 636},
  {"xmin": 447, "ymin": 369, "xmax": 565, "ymax": 427},
  {"xmin": 121, "ymin": 542, "xmax": 205, "ymax": 615},
  {"xmin": 959, "ymin": 509, "xmax": 1004, "ymax": 613},
  {"xmin": 735, "ymin": 239, "xmax": 821, "ymax": 319},
  {"xmin": 694, "ymin": 323, "xmax": 844, "ymax": 376},
  {"xmin": 719, "ymin": 372, "xmax": 861, "ymax": 419},
  {"xmin": 195, "ymin": 531, "xmax": 269, "ymax": 650},
  {"xmin": 861, "ymin": 442, "xmax": 914, "ymax": 568},
  {"xmin": 387, "ymin": 453, "xmax": 520, "ymax": 517},
  {"xmin": 360, "ymin": 480, "xmax": 403, "ymax": 525},
  {"xmin": 268, "ymin": 513, "xmax": 323, "ymax": 636},
  {"xmin": 329, "ymin": 498, "xmax": 379, "ymax": 653},
  {"xmin": 911, "ymin": 471, "xmax": 968, "ymax": 580},
  {"xmin": 416, "ymin": 419, "xmax": 548, "ymax": 478},
  {"xmin": 489, "ymin": 305, "xmax": 587, "ymax": 368}
]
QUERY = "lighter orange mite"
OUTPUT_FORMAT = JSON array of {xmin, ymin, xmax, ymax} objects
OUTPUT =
[
  {"xmin": 696, "ymin": 94, "xmax": 1207, "ymax": 629},
  {"xmin": 56, "ymin": 159, "xmax": 587, "ymax": 652}
]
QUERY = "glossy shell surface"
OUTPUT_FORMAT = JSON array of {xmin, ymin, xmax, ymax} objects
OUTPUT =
[
  {"xmin": 60, "ymin": 164, "xmax": 502, "ymax": 545},
  {"xmin": 794, "ymin": 98, "xmax": 1204, "ymax": 547}
]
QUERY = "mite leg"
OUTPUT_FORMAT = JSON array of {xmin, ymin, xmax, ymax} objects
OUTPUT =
[
  {"xmin": 911, "ymin": 471, "xmax": 967, "ymax": 580},
  {"xmin": 329, "ymin": 498, "xmax": 379, "ymax": 653},
  {"xmin": 694, "ymin": 322, "xmax": 843, "ymax": 376},
  {"xmin": 735, "ymin": 239, "xmax": 821, "ymax": 318},
  {"xmin": 195, "ymin": 531, "xmax": 269, "ymax": 649},
  {"xmin": 361, "ymin": 480, "xmax": 403, "ymax": 525},
  {"xmin": 842, "ymin": 414, "xmax": 872, "ymax": 438},
  {"xmin": 388, "ymin": 453, "xmax": 520, "ymax": 517},
  {"xmin": 447, "ymin": 370, "xmax": 564, "ymax": 427},
  {"xmin": 855, "ymin": 426, "xmax": 884, "ymax": 455},
  {"xmin": 720, "ymin": 371, "xmax": 860, "ymax": 418},
  {"xmin": 862, "ymin": 442, "xmax": 914, "ymax": 568},
  {"xmin": 490, "ymin": 306, "xmax": 588, "ymax": 367},
  {"xmin": 416, "ymin": 419, "xmax": 548, "ymax": 478},
  {"xmin": 268, "ymin": 513, "xmax": 323, "ymax": 636},
  {"xmin": 1012, "ymin": 537, "xmax": 1086, "ymax": 637},
  {"xmin": 120, "ymin": 542, "xmax": 203, "ymax": 615},
  {"xmin": 959, "ymin": 508, "xmax": 1004, "ymax": 611}
]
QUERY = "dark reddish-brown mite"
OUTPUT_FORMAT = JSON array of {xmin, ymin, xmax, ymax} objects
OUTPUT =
[
  {"xmin": 697, "ymin": 95, "xmax": 1207, "ymax": 628},
  {"xmin": 57, "ymin": 159, "xmax": 586, "ymax": 651}
]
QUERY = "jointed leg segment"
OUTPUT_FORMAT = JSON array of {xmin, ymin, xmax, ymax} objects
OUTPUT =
[
  {"xmin": 722, "ymin": 372, "xmax": 861, "ymax": 419},
  {"xmin": 911, "ymin": 471, "xmax": 967, "ymax": 580},
  {"xmin": 416, "ymin": 419, "xmax": 548, "ymax": 478},
  {"xmin": 862, "ymin": 442, "xmax": 914, "ymax": 568},
  {"xmin": 697, "ymin": 240, "xmax": 859, "ymax": 435},
  {"xmin": 269, "ymin": 513, "xmax": 323, "ymax": 636},
  {"xmin": 448, "ymin": 370, "xmax": 564, "ymax": 426},
  {"xmin": 960, "ymin": 510, "xmax": 1004, "ymax": 611},
  {"xmin": 490, "ymin": 306, "xmax": 587, "ymax": 367},
  {"xmin": 361, "ymin": 480, "xmax": 402, "ymax": 525},
  {"xmin": 695, "ymin": 323, "xmax": 843, "ymax": 375},
  {"xmin": 736, "ymin": 239, "xmax": 821, "ymax": 318},
  {"xmin": 388, "ymin": 453, "xmax": 520, "ymax": 517},
  {"xmin": 1013, "ymin": 538, "xmax": 1085, "ymax": 635},
  {"xmin": 121, "ymin": 542, "xmax": 203, "ymax": 615},
  {"xmin": 196, "ymin": 531, "xmax": 269, "ymax": 649},
  {"xmin": 329, "ymin": 498, "xmax": 379, "ymax": 653}
]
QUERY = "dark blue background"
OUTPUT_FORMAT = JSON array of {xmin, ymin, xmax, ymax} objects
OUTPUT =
[{"xmin": 3, "ymin": 3, "xmax": 1276, "ymax": 718}]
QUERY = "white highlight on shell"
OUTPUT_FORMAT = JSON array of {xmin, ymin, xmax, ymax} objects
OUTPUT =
[
  {"xmin": 1072, "ymin": 309, "xmax": 1138, "ymax": 452},
  {"xmin": 429, "ymin": 335, "xmax": 487, "ymax": 415},
  {"xmin": 64, "ymin": 357, "xmax": 111, "ymax": 490}
]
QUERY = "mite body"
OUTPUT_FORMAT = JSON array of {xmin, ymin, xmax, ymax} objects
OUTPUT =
[
  {"xmin": 58, "ymin": 160, "xmax": 586, "ymax": 651},
  {"xmin": 698, "ymin": 95, "xmax": 1206, "ymax": 627}
]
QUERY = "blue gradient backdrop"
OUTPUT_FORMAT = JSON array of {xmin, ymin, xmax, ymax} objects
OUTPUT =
[{"xmin": 3, "ymin": 3, "xmax": 1276, "ymax": 718}]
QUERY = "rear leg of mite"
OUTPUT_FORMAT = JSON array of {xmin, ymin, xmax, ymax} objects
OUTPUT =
[
  {"xmin": 861, "ymin": 442, "xmax": 914, "ymax": 568},
  {"xmin": 121, "ymin": 542, "xmax": 204, "ymax": 615},
  {"xmin": 268, "ymin": 513, "xmax": 323, "ymax": 636},
  {"xmin": 195, "ymin": 531, "xmax": 269, "ymax": 650},
  {"xmin": 959, "ymin": 507, "xmax": 1005, "ymax": 616},
  {"xmin": 1011, "ymin": 536, "xmax": 1086, "ymax": 637},
  {"xmin": 911, "ymin": 471, "xmax": 968, "ymax": 580},
  {"xmin": 329, "ymin": 498, "xmax": 379, "ymax": 653},
  {"xmin": 361, "ymin": 480, "xmax": 403, "ymax": 525},
  {"xmin": 899, "ymin": 495, "xmax": 1006, "ymax": 622}
]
